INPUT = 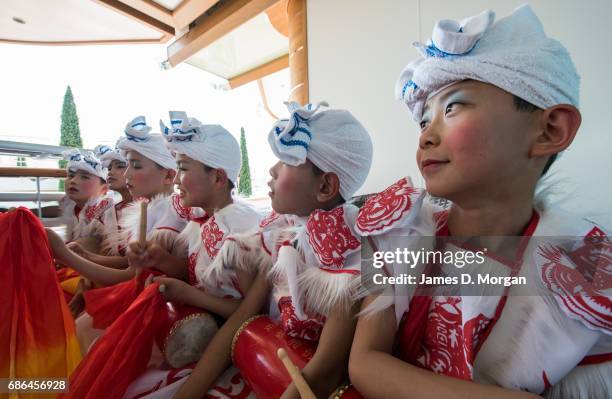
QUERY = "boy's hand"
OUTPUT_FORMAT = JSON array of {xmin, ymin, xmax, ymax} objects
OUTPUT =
[
  {"xmin": 68, "ymin": 278, "xmax": 92, "ymax": 318},
  {"xmin": 149, "ymin": 276, "xmax": 193, "ymax": 305},
  {"xmin": 127, "ymin": 241, "xmax": 170, "ymax": 270},
  {"xmin": 45, "ymin": 228, "xmax": 71, "ymax": 265},
  {"xmin": 67, "ymin": 241, "xmax": 89, "ymax": 258},
  {"xmin": 68, "ymin": 292, "xmax": 85, "ymax": 318}
]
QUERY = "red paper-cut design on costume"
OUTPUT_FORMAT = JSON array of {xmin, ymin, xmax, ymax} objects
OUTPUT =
[
  {"xmin": 202, "ymin": 218, "xmax": 225, "ymax": 259},
  {"xmin": 278, "ymin": 297, "xmax": 325, "ymax": 342},
  {"xmin": 307, "ymin": 207, "xmax": 360, "ymax": 268},
  {"xmin": 356, "ymin": 177, "xmax": 419, "ymax": 233}
]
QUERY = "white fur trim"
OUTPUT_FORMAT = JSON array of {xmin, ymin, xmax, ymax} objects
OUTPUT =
[
  {"xmin": 120, "ymin": 193, "xmax": 174, "ymax": 244},
  {"xmin": 544, "ymin": 362, "xmax": 612, "ymax": 399},
  {"xmin": 297, "ymin": 266, "xmax": 359, "ymax": 317},
  {"xmin": 200, "ymin": 233, "xmax": 273, "ymax": 289}
]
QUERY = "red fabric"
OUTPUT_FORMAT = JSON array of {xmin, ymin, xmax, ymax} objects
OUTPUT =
[
  {"xmin": 63, "ymin": 283, "xmax": 166, "ymax": 399},
  {"xmin": 0, "ymin": 208, "xmax": 80, "ymax": 379},
  {"xmin": 84, "ymin": 270, "xmax": 155, "ymax": 329},
  {"xmin": 395, "ymin": 211, "xmax": 541, "ymax": 373},
  {"xmin": 394, "ymin": 295, "xmax": 432, "ymax": 364}
]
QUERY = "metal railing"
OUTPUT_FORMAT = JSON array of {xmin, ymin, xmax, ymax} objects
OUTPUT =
[
  {"xmin": 0, "ymin": 140, "xmax": 74, "ymax": 215},
  {"xmin": 0, "ymin": 168, "xmax": 66, "ymax": 214}
]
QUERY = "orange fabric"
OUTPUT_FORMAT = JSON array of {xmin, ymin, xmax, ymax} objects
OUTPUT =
[
  {"xmin": 63, "ymin": 283, "xmax": 166, "ymax": 399},
  {"xmin": 57, "ymin": 267, "xmax": 82, "ymax": 304},
  {"xmin": 0, "ymin": 208, "xmax": 81, "ymax": 390}
]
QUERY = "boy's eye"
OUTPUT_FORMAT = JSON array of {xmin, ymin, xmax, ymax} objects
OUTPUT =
[
  {"xmin": 445, "ymin": 102, "xmax": 459, "ymax": 115},
  {"xmin": 419, "ymin": 120, "xmax": 429, "ymax": 130}
]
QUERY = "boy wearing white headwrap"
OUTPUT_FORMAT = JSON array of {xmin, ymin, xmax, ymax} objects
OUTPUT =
[
  {"xmin": 47, "ymin": 116, "xmax": 197, "ymax": 350},
  {"xmin": 67, "ymin": 112, "xmax": 263, "ymax": 399},
  {"xmin": 91, "ymin": 143, "xmax": 133, "ymax": 260},
  {"xmin": 54, "ymin": 148, "xmax": 114, "ymax": 305},
  {"xmin": 166, "ymin": 101, "xmax": 373, "ymax": 399},
  {"xmin": 59, "ymin": 143, "xmax": 134, "ymax": 319},
  {"xmin": 58, "ymin": 148, "xmax": 112, "ymax": 244},
  {"xmin": 57, "ymin": 144, "xmax": 133, "ymax": 318},
  {"xmin": 350, "ymin": 5, "xmax": 610, "ymax": 399}
]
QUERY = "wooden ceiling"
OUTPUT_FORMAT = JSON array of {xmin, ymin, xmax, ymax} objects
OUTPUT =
[{"xmin": 0, "ymin": 0, "xmax": 221, "ymax": 45}]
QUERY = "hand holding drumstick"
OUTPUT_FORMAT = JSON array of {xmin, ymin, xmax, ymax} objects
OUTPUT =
[{"xmin": 127, "ymin": 201, "xmax": 148, "ymax": 276}]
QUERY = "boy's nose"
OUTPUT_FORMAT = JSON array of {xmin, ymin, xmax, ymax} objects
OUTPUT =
[
  {"xmin": 419, "ymin": 125, "xmax": 441, "ymax": 149},
  {"xmin": 269, "ymin": 161, "xmax": 280, "ymax": 178}
]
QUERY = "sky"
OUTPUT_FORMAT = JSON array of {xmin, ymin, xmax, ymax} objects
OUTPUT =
[{"xmin": 0, "ymin": 42, "xmax": 289, "ymax": 196}]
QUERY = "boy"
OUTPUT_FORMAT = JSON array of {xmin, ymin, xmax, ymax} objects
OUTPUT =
[{"xmin": 349, "ymin": 5, "xmax": 610, "ymax": 398}]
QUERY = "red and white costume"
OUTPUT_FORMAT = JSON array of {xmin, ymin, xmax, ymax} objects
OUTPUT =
[
  {"xmin": 97, "ymin": 200, "xmax": 130, "ymax": 256},
  {"xmin": 119, "ymin": 192, "xmax": 193, "ymax": 257},
  {"xmin": 263, "ymin": 204, "xmax": 362, "ymax": 341},
  {"xmin": 355, "ymin": 177, "xmax": 612, "ymax": 398},
  {"xmin": 56, "ymin": 194, "xmax": 115, "ymax": 301},
  {"xmin": 59, "ymin": 193, "xmax": 114, "ymax": 244},
  {"xmin": 121, "ymin": 203, "xmax": 363, "ymax": 398},
  {"xmin": 79, "ymin": 193, "xmax": 192, "ymax": 334},
  {"xmin": 66, "ymin": 200, "xmax": 261, "ymax": 399}
]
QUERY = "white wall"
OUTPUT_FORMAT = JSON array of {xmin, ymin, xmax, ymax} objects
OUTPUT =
[{"xmin": 307, "ymin": 0, "xmax": 612, "ymax": 226}]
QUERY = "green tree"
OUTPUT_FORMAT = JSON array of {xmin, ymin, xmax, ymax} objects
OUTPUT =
[
  {"xmin": 238, "ymin": 127, "xmax": 252, "ymax": 197},
  {"xmin": 58, "ymin": 85, "xmax": 83, "ymax": 190}
]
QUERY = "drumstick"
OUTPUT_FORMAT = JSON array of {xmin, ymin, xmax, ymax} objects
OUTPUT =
[
  {"xmin": 277, "ymin": 348, "xmax": 316, "ymax": 399},
  {"xmin": 138, "ymin": 200, "xmax": 148, "ymax": 245},
  {"xmin": 135, "ymin": 200, "xmax": 148, "ymax": 279}
]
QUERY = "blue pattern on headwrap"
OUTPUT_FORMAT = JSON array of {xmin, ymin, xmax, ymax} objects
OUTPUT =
[
  {"xmin": 124, "ymin": 116, "xmax": 152, "ymax": 142},
  {"xmin": 269, "ymin": 101, "xmax": 328, "ymax": 165},
  {"xmin": 160, "ymin": 111, "xmax": 205, "ymax": 143}
]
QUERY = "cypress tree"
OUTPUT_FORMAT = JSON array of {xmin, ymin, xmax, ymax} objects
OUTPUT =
[
  {"xmin": 238, "ymin": 127, "xmax": 252, "ymax": 197},
  {"xmin": 58, "ymin": 86, "xmax": 83, "ymax": 190}
]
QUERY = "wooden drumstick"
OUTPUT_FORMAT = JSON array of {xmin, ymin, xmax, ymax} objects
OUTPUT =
[
  {"xmin": 138, "ymin": 200, "xmax": 148, "ymax": 245},
  {"xmin": 277, "ymin": 348, "xmax": 316, "ymax": 399},
  {"xmin": 135, "ymin": 200, "xmax": 148, "ymax": 278}
]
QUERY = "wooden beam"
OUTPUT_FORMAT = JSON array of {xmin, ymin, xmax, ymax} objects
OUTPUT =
[
  {"xmin": 228, "ymin": 54, "xmax": 288, "ymax": 89},
  {"xmin": 167, "ymin": 0, "xmax": 279, "ymax": 67},
  {"xmin": 265, "ymin": 0, "xmax": 288, "ymax": 37},
  {"xmin": 0, "ymin": 38, "xmax": 166, "ymax": 46},
  {"xmin": 93, "ymin": 0, "xmax": 175, "ymax": 36},
  {"xmin": 172, "ymin": 0, "xmax": 219, "ymax": 30},
  {"xmin": 117, "ymin": 0, "xmax": 175, "ymax": 27},
  {"xmin": 287, "ymin": 0, "xmax": 308, "ymax": 104},
  {"xmin": 0, "ymin": 168, "xmax": 67, "ymax": 178}
]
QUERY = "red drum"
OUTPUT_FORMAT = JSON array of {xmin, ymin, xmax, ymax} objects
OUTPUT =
[
  {"xmin": 154, "ymin": 302, "xmax": 218, "ymax": 368},
  {"xmin": 231, "ymin": 315, "xmax": 363, "ymax": 399}
]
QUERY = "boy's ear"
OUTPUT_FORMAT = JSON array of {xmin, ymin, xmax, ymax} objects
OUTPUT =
[
  {"xmin": 163, "ymin": 169, "xmax": 177, "ymax": 185},
  {"xmin": 214, "ymin": 169, "xmax": 230, "ymax": 188},
  {"xmin": 530, "ymin": 104, "xmax": 581, "ymax": 158},
  {"xmin": 317, "ymin": 172, "xmax": 341, "ymax": 203}
]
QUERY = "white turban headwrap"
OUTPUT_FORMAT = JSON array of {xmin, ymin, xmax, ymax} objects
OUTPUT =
[
  {"xmin": 396, "ymin": 4, "xmax": 580, "ymax": 122},
  {"xmin": 160, "ymin": 111, "xmax": 241, "ymax": 186},
  {"xmin": 268, "ymin": 102, "xmax": 373, "ymax": 200},
  {"xmin": 94, "ymin": 143, "xmax": 125, "ymax": 168},
  {"xmin": 117, "ymin": 116, "xmax": 176, "ymax": 170},
  {"xmin": 62, "ymin": 148, "xmax": 108, "ymax": 181}
]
